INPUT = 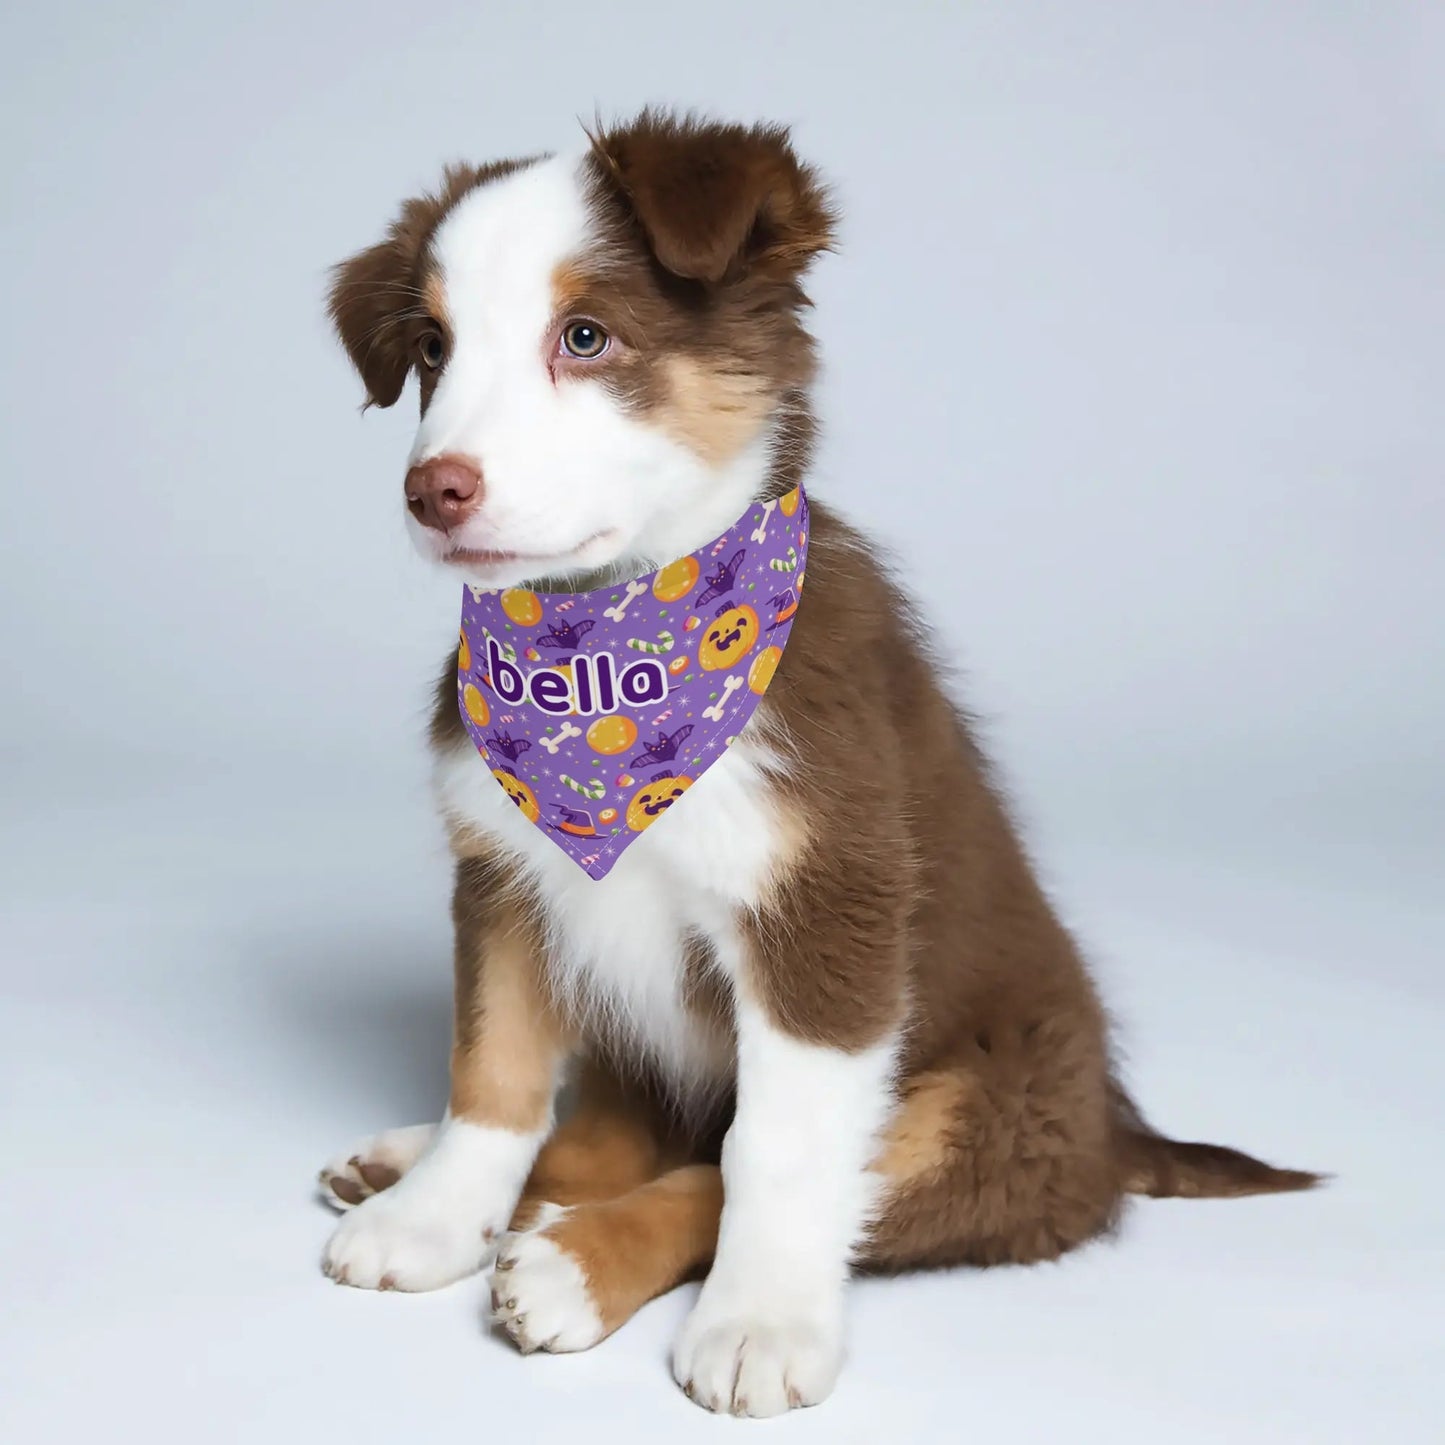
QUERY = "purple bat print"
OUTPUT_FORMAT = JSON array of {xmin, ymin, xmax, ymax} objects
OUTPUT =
[
  {"xmin": 486, "ymin": 731, "xmax": 532, "ymax": 763},
  {"xmin": 629, "ymin": 724, "xmax": 694, "ymax": 769},
  {"xmin": 533, "ymin": 619, "xmax": 596, "ymax": 655},
  {"xmin": 695, "ymin": 549, "xmax": 746, "ymax": 608}
]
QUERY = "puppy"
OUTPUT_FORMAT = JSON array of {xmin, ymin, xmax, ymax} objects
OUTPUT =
[{"xmin": 317, "ymin": 110, "xmax": 1317, "ymax": 1417}]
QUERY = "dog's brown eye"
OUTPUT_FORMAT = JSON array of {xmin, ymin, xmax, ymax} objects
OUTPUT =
[
  {"xmin": 562, "ymin": 320, "xmax": 609, "ymax": 359},
  {"xmin": 418, "ymin": 331, "xmax": 445, "ymax": 370}
]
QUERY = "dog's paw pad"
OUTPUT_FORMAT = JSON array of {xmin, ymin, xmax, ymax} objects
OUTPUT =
[{"xmin": 317, "ymin": 1123, "xmax": 437, "ymax": 1211}]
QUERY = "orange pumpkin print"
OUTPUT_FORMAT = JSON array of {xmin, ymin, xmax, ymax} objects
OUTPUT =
[
  {"xmin": 626, "ymin": 775, "xmax": 693, "ymax": 831},
  {"xmin": 500, "ymin": 589, "xmax": 543, "ymax": 626},
  {"xmin": 652, "ymin": 556, "xmax": 700, "ymax": 603},
  {"xmin": 586, "ymin": 715, "xmax": 638, "ymax": 755},
  {"xmin": 458, "ymin": 628, "xmax": 472, "ymax": 672},
  {"xmin": 462, "ymin": 682, "xmax": 490, "ymax": 726},
  {"xmin": 747, "ymin": 645, "xmax": 782, "ymax": 695},
  {"xmin": 779, "ymin": 487, "xmax": 801, "ymax": 517},
  {"xmin": 492, "ymin": 770, "xmax": 540, "ymax": 823},
  {"xmin": 698, "ymin": 604, "xmax": 760, "ymax": 672}
]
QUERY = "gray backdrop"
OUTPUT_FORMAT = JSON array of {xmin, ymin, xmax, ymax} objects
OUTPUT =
[{"xmin": 2, "ymin": 3, "xmax": 1440, "ymax": 1442}]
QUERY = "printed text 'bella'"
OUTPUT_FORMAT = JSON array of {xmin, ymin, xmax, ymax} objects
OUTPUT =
[{"xmin": 487, "ymin": 637, "xmax": 669, "ymax": 717}]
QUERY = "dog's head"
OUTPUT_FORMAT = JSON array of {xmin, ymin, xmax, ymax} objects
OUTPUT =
[{"xmin": 329, "ymin": 111, "xmax": 835, "ymax": 587}]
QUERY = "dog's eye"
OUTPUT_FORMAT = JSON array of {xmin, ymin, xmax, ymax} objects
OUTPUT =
[
  {"xmin": 418, "ymin": 331, "xmax": 446, "ymax": 370},
  {"xmin": 561, "ymin": 320, "xmax": 609, "ymax": 360}
]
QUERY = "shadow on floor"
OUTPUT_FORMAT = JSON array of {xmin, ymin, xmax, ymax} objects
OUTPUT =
[{"xmin": 254, "ymin": 921, "xmax": 453, "ymax": 1126}]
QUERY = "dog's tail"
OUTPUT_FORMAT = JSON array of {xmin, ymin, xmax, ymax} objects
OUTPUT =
[{"xmin": 1110, "ymin": 1081, "xmax": 1323, "ymax": 1199}]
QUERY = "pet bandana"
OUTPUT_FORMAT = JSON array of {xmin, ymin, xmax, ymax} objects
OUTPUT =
[{"xmin": 457, "ymin": 486, "xmax": 809, "ymax": 879}]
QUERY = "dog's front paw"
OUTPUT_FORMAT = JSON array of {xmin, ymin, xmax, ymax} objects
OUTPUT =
[
  {"xmin": 489, "ymin": 1204, "xmax": 607, "ymax": 1354},
  {"xmin": 672, "ymin": 1299, "xmax": 843, "ymax": 1417},
  {"xmin": 321, "ymin": 1119, "xmax": 537, "ymax": 1292},
  {"xmin": 322, "ymin": 1179, "xmax": 502, "ymax": 1292}
]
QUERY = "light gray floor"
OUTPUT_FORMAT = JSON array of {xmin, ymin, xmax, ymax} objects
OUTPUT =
[{"xmin": 3, "ymin": 770, "xmax": 1439, "ymax": 1444}]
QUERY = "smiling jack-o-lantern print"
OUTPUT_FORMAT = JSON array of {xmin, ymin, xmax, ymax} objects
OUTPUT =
[
  {"xmin": 625, "ymin": 775, "xmax": 694, "ymax": 831},
  {"xmin": 492, "ymin": 769, "xmax": 540, "ymax": 823},
  {"xmin": 698, "ymin": 604, "xmax": 760, "ymax": 672}
]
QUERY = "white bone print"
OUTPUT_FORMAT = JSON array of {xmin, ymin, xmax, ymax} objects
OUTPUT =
[
  {"xmin": 702, "ymin": 674, "xmax": 745, "ymax": 722},
  {"xmin": 750, "ymin": 498, "xmax": 778, "ymax": 545},
  {"xmin": 603, "ymin": 579, "xmax": 648, "ymax": 623},
  {"xmin": 539, "ymin": 722, "xmax": 582, "ymax": 755}
]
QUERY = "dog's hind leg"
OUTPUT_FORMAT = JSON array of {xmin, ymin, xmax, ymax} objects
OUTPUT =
[
  {"xmin": 318, "ymin": 1123, "xmax": 438, "ymax": 1210},
  {"xmin": 859, "ymin": 1045, "xmax": 1122, "ymax": 1272},
  {"xmin": 492, "ymin": 1163, "xmax": 723, "ymax": 1355},
  {"xmin": 508, "ymin": 1055, "xmax": 709, "ymax": 1224}
]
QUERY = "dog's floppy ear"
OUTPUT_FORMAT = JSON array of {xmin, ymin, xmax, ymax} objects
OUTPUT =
[
  {"xmin": 327, "ymin": 231, "xmax": 418, "ymax": 409},
  {"xmin": 327, "ymin": 164, "xmax": 486, "ymax": 409},
  {"xmin": 589, "ymin": 111, "xmax": 836, "ymax": 285}
]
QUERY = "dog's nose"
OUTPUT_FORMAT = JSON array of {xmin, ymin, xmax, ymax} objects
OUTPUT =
[{"xmin": 404, "ymin": 455, "xmax": 483, "ymax": 532}]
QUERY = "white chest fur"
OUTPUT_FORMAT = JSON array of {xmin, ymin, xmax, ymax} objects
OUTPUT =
[{"xmin": 432, "ymin": 725, "xmax": 790, "ymax": 1096}]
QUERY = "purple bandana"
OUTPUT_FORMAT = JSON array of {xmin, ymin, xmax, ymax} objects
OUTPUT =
[{"xmin": 457, "ymin": 486, "xmax": 809, "ymax": 879}]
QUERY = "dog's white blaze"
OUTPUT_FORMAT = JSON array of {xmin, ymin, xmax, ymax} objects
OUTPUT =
[{"xmin": 409, "ymin": 153, "xmax": 767, "ymax": 584}]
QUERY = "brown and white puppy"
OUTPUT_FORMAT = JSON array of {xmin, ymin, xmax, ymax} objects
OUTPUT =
[{"xmin": 317, "ymin": 111, "xmax": 1317, "ymax": 1417}]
